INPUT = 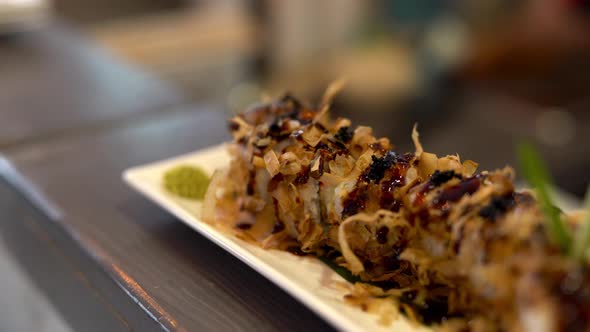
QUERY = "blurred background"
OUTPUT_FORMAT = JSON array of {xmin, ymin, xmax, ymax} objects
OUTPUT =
[
  {"xmin": 2, "ymin": 0, "xmax": 590, "ymax": 193},
  {"xmin": 0, "ymin": 0, "xmax": 589, "ymax": 330}
]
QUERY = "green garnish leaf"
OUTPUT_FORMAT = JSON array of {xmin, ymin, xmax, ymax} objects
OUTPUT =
[
  {"xmin": 319, "ymin": 256, "xmax": 361, "ymax": 284},
  {"xmin": 517, "ymin": 143, "xmax": 572, "ymax": 252},
  {"xmin": 572, "ymin": 186, "xmax": 590, "ymax": 260}
]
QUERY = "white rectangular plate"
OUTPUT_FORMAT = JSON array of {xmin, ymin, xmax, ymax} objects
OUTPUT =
[{"xmin": 123, "ymin": 144, "xmax": 430, "ymax": 332}]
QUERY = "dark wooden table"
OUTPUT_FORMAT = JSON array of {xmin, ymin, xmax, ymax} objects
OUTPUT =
[{"xmin": 0, "ymin": 23, "xmax": 333, "ymax": 332}]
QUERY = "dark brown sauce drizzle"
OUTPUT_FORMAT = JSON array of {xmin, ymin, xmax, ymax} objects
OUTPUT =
[
  {"xmin": 334, "ymin": 126, "xmax": 353, "ymax": 143},
  {"xmin": 228, "ymin": 119, "xmax": 240, "ymax": 131},
  {"xmin": 294, "ymin": 166, "xmax": 310, "ymax": 185},
  {"xmin": 411, "ymin": 297, "xmax": 457, "ymax": 325},
  {"xmin": 267, "ymin": 123, "xmax": 290, "ymax": 141},
  {"xmin": 429, "ymin": 170, "xmax": 462, "ymax": 187},
  {"xmin": 478, "ymin": 193, "xmax": 516, "ymax": 222},
  {"xmin": 380, "ymin": 166, "xmax": 406, "ymax": 212},
  {"xmin": 381, "ymin": 195, "xmax": 403, "ymax": 213},
  {"xmin": 369, "ymin": 141, "xmax": 387, "ymax": 153},
  {"xmin": 329, "ymin": 139, "xmax": 347, "ymax": 150},
  {"xmin": 432, "ymin": 177, "xmax": 481, "ymax": 209},
  {"xmin": 375, "ymin": 226, "xmax": 389, "ymax": 244},
  {"xmin": 272, "ymin": 221, "xmax": 285, "ymax": 234},
  {"xmin": 267, "ymin": 106, "xmax": 306, "ymax": 141},
  {"xmin": 342, "ymin": 186, "xmax": 368, "ymax": 218},
  {"xmin": 361, "ymin": 151, "xmax": 414, "ymax": 183},
  {"xmin": 236, "ymin": 223, "xmax": 252, "ymax": 230},
  {"xmin": 246, "ymin": 171, "xmax": 256, "ymax": 195},
  {"xmin": 237, "ymin": 136, "xmax": 248, "ymax": 145},
  {"xmin": 267, "ymin": 173, "xmax": 285, "ymax": 192},
  {"xmin": 315, "ymin": 142, "xmax": 333, "ymax": 154},
  {"xmin": 413, "ymin": 170, "xmax": 465, "ymax": 208}
]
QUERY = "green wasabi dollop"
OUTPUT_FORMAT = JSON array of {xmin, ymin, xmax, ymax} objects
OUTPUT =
[{"xmin": 163, "ymin": 165, "xmax": 210, "ymax": 199}]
